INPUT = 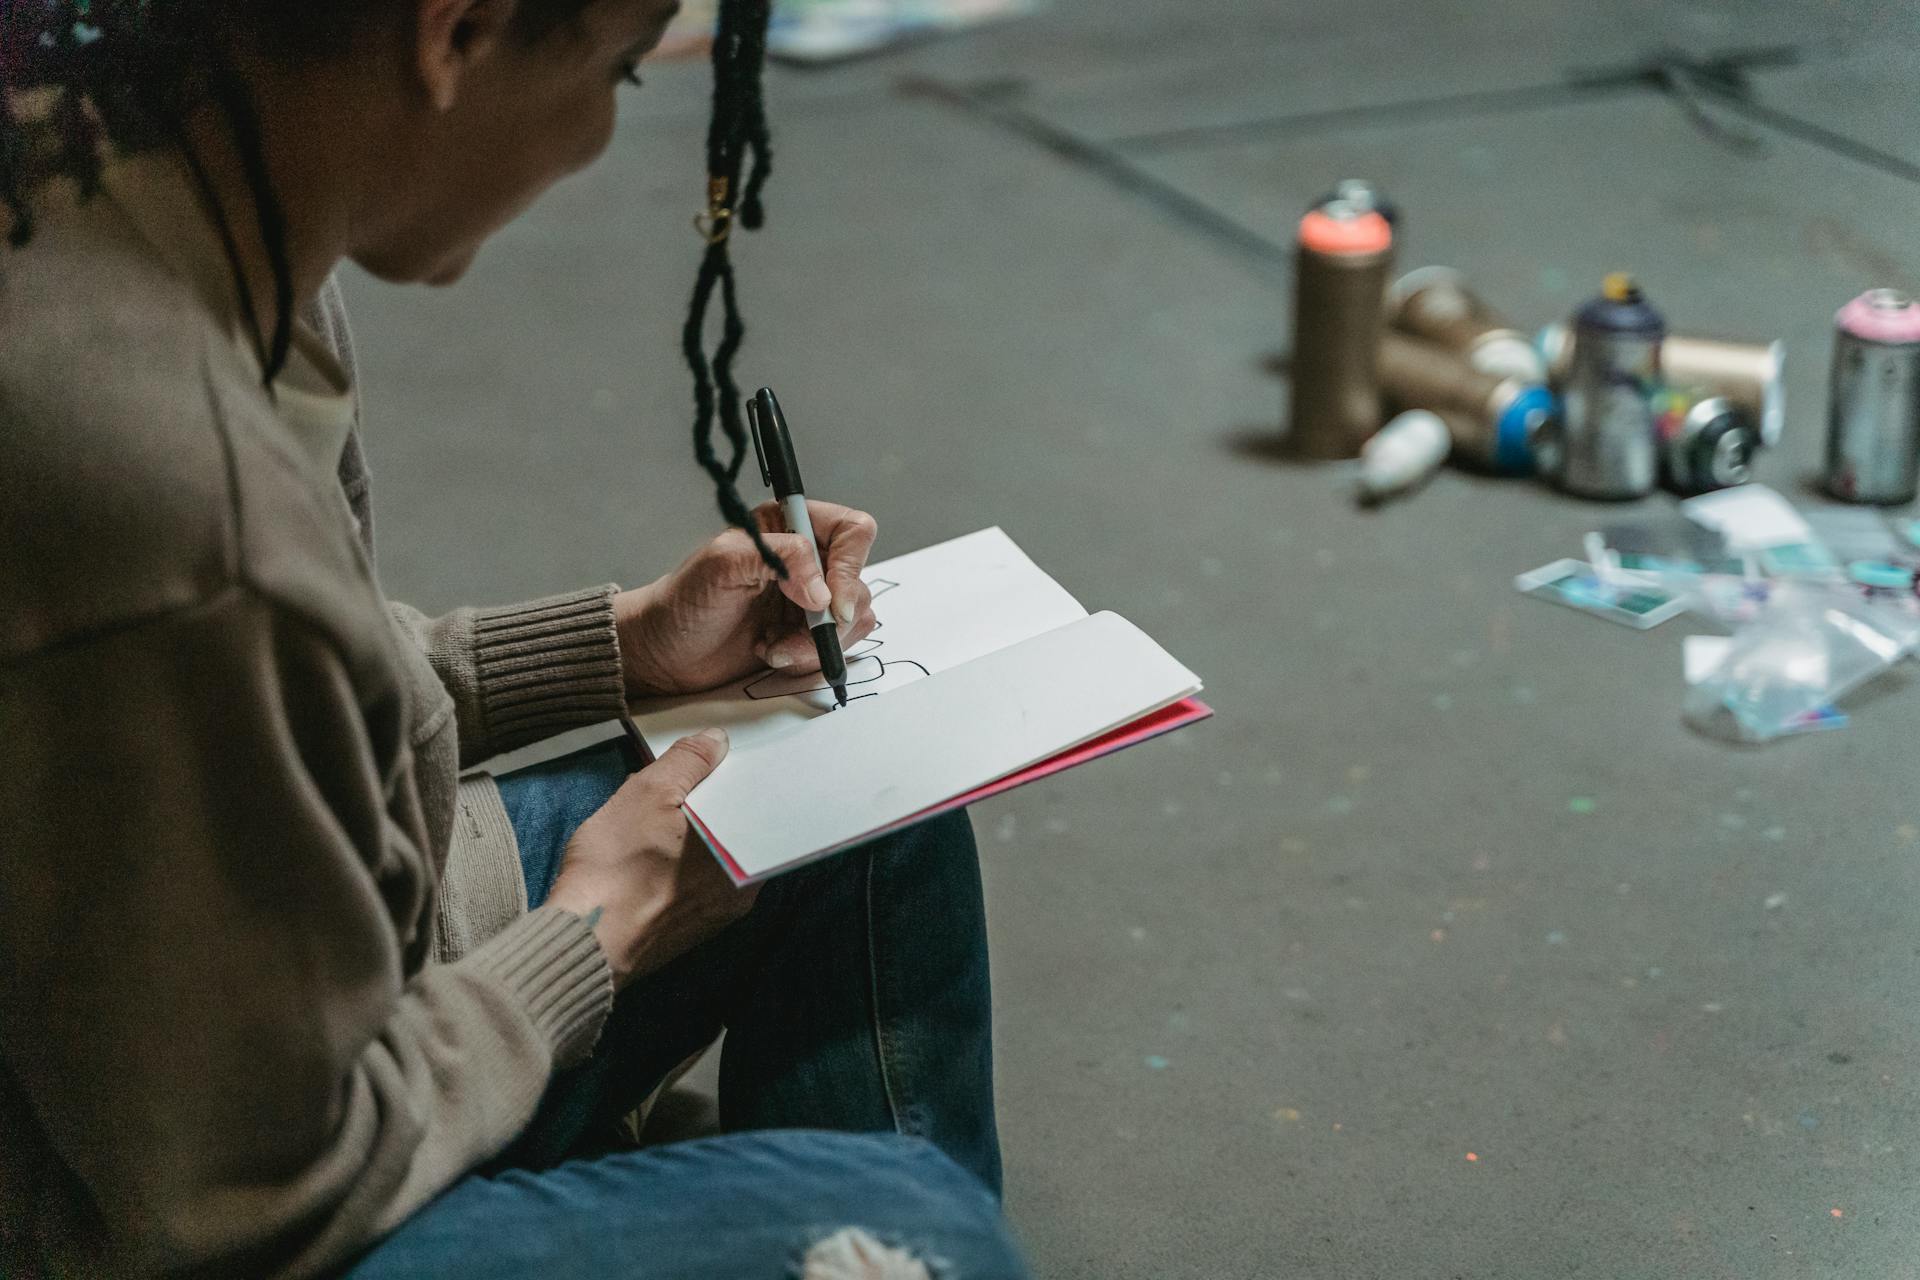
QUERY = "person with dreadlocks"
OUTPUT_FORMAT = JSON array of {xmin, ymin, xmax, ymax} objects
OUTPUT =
[{"xmin": 0, "ymin": 2, "xmax": 1026, "ymax": 1277}]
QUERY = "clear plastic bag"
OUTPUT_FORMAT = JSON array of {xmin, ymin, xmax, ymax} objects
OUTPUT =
[{"xmin": 1682, "ymin": 582, "xmax": 1920, "ymax": 743}]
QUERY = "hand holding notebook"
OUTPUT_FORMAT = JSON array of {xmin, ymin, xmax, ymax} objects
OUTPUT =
[{"xmin": 630, "ymin": 528, "xmax": 1209, "ymax": 883}]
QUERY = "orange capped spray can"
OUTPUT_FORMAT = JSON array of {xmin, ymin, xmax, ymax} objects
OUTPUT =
[{"xmin": 1286, "ymin": 199, "xmax": 1395, "ymax": 459}]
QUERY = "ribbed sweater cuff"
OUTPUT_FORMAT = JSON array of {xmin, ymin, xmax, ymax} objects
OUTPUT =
[
  {"xmin": 465, "ymin": 906, "xmax": 613, "ymax": 1069},
  {"xmin": 472, "ymin": 586, "xmax": 628, "ymax": 755}
]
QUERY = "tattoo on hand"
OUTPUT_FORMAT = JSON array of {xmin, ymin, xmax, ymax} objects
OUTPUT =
[{"xmin": 583, "ymin": 906, "xmax": 604, "ymax": 929}]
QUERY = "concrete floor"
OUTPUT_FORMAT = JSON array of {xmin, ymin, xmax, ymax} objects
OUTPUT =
[{"xmin": 344, "ymin": 2, "xmax": 1920, "ymax": 1274}]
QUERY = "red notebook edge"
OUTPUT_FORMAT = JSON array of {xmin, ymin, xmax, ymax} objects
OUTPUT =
[{"xmin": 692, "ymin": 697, "xmax": 1215, "ymax": 886}]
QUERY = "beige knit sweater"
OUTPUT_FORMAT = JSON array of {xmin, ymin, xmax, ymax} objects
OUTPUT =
[{"xmin": 0, "ymin": 145, "xmax": 631, "ymax": 1277}]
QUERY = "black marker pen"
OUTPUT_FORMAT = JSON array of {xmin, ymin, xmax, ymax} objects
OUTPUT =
[{"xmin": 747, "ymin": 387, "xmax": 850, "ymax": 707}]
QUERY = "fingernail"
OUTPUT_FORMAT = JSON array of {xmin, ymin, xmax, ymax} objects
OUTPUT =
[
  {"xmin": 767, "ymin": 651, "xmax": 794, "ymax": 669},
  {"xmin": 808, "ymin": 580, "xmax": 833, "ymax": 611},
  {"xmin": 696, "ymin": 727, "xmax": 728, "ymax": 746},
  {"xmin": 835, "ymin": 597, "xmax": 856, "ymax": 625}
]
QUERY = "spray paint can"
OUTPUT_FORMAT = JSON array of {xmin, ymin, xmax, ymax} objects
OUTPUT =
[
  {"xmin": 1538, "ymin": 325, "xmax": 1785, "ymax": 448},
  {"xmin": 1377, "ymin": 332, "xmax": 1554, "ymax": 473},
  {"xmin": 1546, "ymin": 274, "xmax": 1664, "ymax": 500},
  {"xmin": 1654, "ymin": 390, "xmax": 1759, "ymax": 494},
  {"xmin": 1387, "ymin": 267, "xmax": 1546, "ymax": 384},
  {"xmin": 1287, "ymin": 199, "xmax": 1395, "ymax": 459},
  {"xmin": 1824, "ymin": 289, "xmax": 1920, "ymax": 505}
]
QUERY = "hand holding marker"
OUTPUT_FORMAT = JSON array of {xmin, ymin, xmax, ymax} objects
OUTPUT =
[{"xmin": 747, "ymin": 387, "xmax": 850, "ymax": 706}]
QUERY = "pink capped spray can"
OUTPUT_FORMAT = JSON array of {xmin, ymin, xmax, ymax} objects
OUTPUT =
[{"xmin": 1825, "ymin": 289, "xmax": 1920, "ymax": 505}]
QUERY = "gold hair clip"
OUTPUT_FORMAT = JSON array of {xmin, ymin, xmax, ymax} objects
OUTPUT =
[{"xmin": 694, "ymin": 176, "xmax": 733, "ymax": 245}]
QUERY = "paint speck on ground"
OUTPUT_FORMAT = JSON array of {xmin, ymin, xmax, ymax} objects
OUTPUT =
[
  {"xmin": 1546, "ymin": 930, "xmax": 1567, "ymax": 946},
  {"xmin": 1347, "ymin": 764, "xmax": 1372, "ymax": 785},
  {"xmin": 1621, "ymin": 975, "xmax": 1639, "ymax": 988},
  {"xmin": 1272, "ymin": 1107, "xmax": 1301, "ymax": 1123},
  {"xmin": 1199, "ymin": 556, "xmax": 1224, "ymax": 578},
  {"xmin": 1432, "ymin": 693, "xmax": 1454, "ymax": 711},
  {"xmin": 1616, "ymin": 882, "xmax": 1632, "ymax": 896},
  {"xmin": 1720, "ymin": 812, "xmax": 1748, "ymax": 831},
  {"xmin": 1327, "ymin": 795, "xmax": 1355, "ymax": 816},
  {"xmin": 1284, "ymin": 987, "xmax": 1310, "ymax": 1002},
  {"xmin": 1128, "ymin": 926, "xmax": 1148, "ymax": 943},
  {"xmin": 1568, "ymin": 797, "xmax": 1597, "ymax": 815},
  {"xmin": 1281, "ymin": 836, "xmax": 1309, "ymax": 855},
  {"xmin": 1831, "ymin": 1208, "xmax": 1845, "ymax": 1219},
  {"xmin": 1547, "ymin": 1022, "xmax": 1569, "ymax": 1046},
  {"xmin": 1764, "ymin": 892, "xmax": 1788, "ymax": 911},
  {"xmin": 1762, "ymin": 826, "xmax": 1786, "ymax": 842},
  {"xmin": 1798, "ymin": 1111, "xmax": 1819, "ymax": 1129},
  {"xmin": 1464, "ymin": 1151, "xmax": 1480, "ymax": 1163},
  {"xmin": 1160, "ymin": 799, "xmax": 1185, "ymax": 819},
  {"xmin": 994, "ymin": 814, "xmax": 1018, "ymax": 843},
  {"xmin": 1043, "ymin": 816, "xmax": 1070, "ymax": 835},
  {"xmin": 1704, "ymin": 1002, "xmax": 1725, "ymax": 1014},
  {"xmin": 1430, "ymin": 929, "xmax": 1447, "ymax": 943},
  {"xmin": 1471, "ymin": 853, "xmax": 1492, "ymax": 872},
  {"xmin": 1647, "ymin": 967, "xmax": 1663, "ymax": 979},
  {"xmin": 1510, "ymin": 685, "xmax": 1538, "ymax": 705},
  {"xmin": 1440, "ymin": 910, "xmax": 1456, "ymax": 923},
  {"xmin": 1332, "ymin": 1122, "xmax": 1343, "ymax": 1132},
  {"xmin": 1143, "ymin": 1055, "xmax": 1169, "ymax": 1071},
  {"xmin": 1899, "ymin": 823, "xmax": 1919, "ymax": 843}
]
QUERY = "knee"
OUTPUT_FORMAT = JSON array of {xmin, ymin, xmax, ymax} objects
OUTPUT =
[
  {"xmin": 797, "ymin": 1227, "xmax": 931, "ymax": 1279},
  {"xmin": 794, "ymin": 1134, "xmax": 1026, "ymax": 1279}
]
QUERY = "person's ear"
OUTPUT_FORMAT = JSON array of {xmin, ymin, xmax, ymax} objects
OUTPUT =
[{"xmin": 415, "ymin": 0, "xmax": 518, "ymax": 112}]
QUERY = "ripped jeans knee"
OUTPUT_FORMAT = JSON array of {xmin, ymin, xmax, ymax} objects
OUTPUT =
[{"xmin": 798, "ymin": 1227, "xmax": 936, "ymax": 1280}]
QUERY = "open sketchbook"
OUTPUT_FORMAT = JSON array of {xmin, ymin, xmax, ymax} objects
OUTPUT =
[{"xmin": 631, "ymin": 528, "xmax": 1211, "ymax": 883}]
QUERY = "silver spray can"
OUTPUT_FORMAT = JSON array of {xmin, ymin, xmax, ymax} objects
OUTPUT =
[
  {"xmin": 1824, "ymin": 289, "xmax": 1920, "ymax": 505},
  {"xmin": 1656, "ymin": 391, "xmax": 1758, "ymax": 495},
  {"xmin": 1543, "ymin": 274, "xmax": 1664, "ymax": 500}
]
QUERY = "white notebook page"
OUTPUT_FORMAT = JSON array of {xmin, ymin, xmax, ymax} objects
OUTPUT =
[
  {"xmin": 632, "ymin": 527, "xmax": 1090, "ymax": 754},
  {"xmin": 685, "ymin": 611, "xmax": 1202, "ymax": 881}
]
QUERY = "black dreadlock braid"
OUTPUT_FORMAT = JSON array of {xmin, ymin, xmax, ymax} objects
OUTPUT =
[
  {"xmin": 2, "ymin": 2, "xmax": 323, "ymax": 386},
  {"xmin": 683, "ymin": 0, "xmax": 784, "ymax": 575}
]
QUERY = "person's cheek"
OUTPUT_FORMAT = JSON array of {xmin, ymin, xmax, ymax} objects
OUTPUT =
[{"xmin": 565, "ymin": 96, "xmax": 620, "ymax": 178}]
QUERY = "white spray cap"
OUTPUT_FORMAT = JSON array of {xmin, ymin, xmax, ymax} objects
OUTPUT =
[
  {"xmin": 1358, "ymin": 410, "xmax": 1451, "ymax": 501},
  {"xmin": 1470, "ymin": 334, "xmax": 1549, "ymax": 384}
]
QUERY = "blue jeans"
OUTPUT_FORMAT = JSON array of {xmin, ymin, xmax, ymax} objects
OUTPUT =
[{"xmin": 342, "ymin": 740, "xmax": 1020, "ymax": 1279}]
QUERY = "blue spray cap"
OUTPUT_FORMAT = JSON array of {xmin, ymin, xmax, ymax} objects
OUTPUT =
[{"xmin": 1492, "ymin": 386, "xmax": 1556, "ymax": 474}]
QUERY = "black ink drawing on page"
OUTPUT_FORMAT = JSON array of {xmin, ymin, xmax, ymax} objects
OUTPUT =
[
  {"xmin": 743, "ymin": 646, "xmax": 932, "ymax": 704},
  {"xmin": 737, "ymin": 573, "xmax": 920, "ymax": 706}
]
